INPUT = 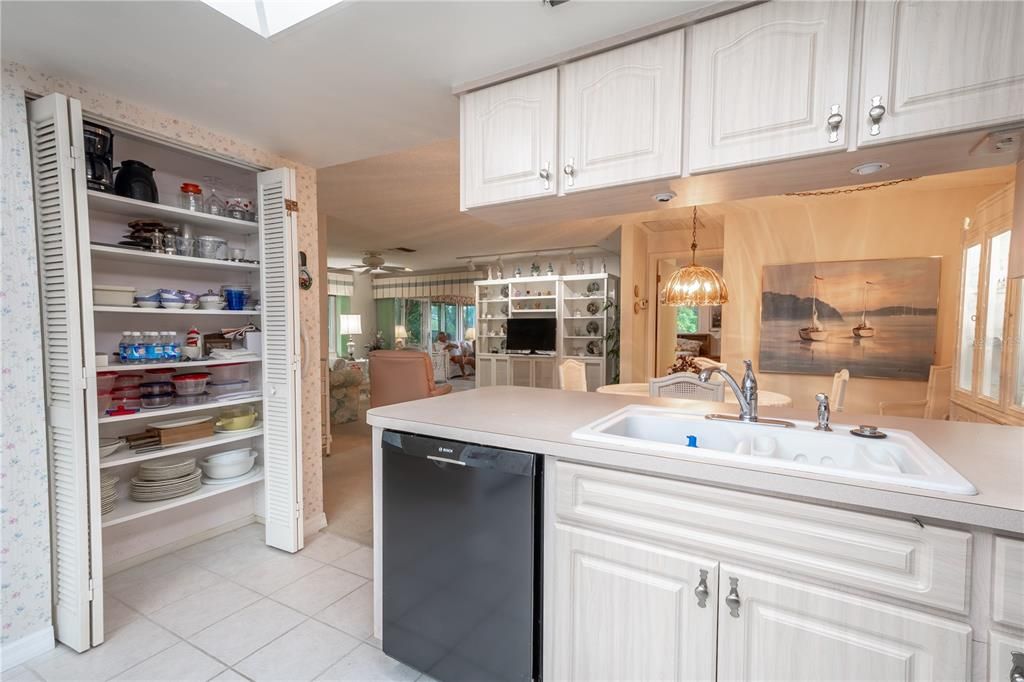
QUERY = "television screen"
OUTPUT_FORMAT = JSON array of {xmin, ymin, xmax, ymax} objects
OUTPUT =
[{"xmin": 506, "ymin": 318, "xmax": 557, "ymax": 353}]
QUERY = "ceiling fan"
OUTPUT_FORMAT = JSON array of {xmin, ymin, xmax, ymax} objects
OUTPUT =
[{"xmin": 345, "ymin": 251, "xmax": 412, "ymax": 275}]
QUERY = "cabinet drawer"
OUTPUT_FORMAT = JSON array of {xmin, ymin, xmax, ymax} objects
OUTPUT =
[
  {"xmin": 988, "ymin": 630, "xmax": 1024, "ymax": 682},
  {"xmin": 992, "ymin": 536, "xmax": 1024, "ymax": 629},
  {"xmin": 554, "ymin": 461, "xmax": 971, "ymax": 613}
]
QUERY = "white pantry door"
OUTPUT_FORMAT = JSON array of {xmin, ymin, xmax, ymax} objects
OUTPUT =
[
  {"xmin": 859, "ymin": 0, "xmax": 1024, "ymax": 146},
  {"xmin": 27, "ymin": 93, "xmax": 104, "ymax": 652},
  {"xmin": 547, "ymin": 525, "xmax": 718, "ymax": 681},
  {"xmin": 460, "ymin": 68, "xmax": 558, "ymax": 209},
  {"xmin": 687, "ymin": 1, "xmax": 854, "ymax": 172},
  {"xmin": 559, "ymin": 30, "xmax": 684, "ymax": 193},
  {"xmin": 257, "ymin": 168, "xmax": 303, "ymax": 553},
  {"xmin": 715, "ymin": 564, "xmax": 971, "ymax": 681}
]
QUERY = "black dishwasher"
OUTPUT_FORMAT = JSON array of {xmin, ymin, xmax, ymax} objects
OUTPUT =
[{"xmin": 382, "ymin": 429, "xmax": 541, "ymax": 682}]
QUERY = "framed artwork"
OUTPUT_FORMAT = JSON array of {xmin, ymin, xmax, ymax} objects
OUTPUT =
[{"xmin": 758, "ymin": 257, "xmax": 941, "ymax": 380}]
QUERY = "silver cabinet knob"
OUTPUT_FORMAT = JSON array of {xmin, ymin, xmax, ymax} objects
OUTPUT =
[
  {"xmin": 1011, "ymin": 650, "xmax": 1024, "ymax": 682},
  {"xmin": 694, "ymin": 569, "xmax": 709, "ymax": 608},
  {"xmin": 725, "ymin": 577, "xmax": 741, "ymax": 618},
  {"xmin": 827, "ymin": 104, "xmax": 843, "ymax": 143},
  {"xmin": 563, "ymin": 157, "xmax": 575, "ymax": 187},
  {"xmin": 538, "ymin": 162, "xmax": 551, "ymax": 191},
  {"xmin": 868, "ymin": 96, "xmax": 886, "ymax": 136}
]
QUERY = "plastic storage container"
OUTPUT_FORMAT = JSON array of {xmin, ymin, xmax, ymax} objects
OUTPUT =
[
  {"xmin": 139, "ymin": 381, "xmax": 174, "ymax": 396},
  {"xmin": 93, "ymin": 285, "xmax": 136, "ymax": 307},
  {"xmin": 96, "ymin": 371, "xmax": 118, "ymax": 393},
  {"xmin": 179, "ymin": 183, "xmax": 204, "ymax": 212},
  {"xmin": 207, "ymin": 379, "xmax": 249, "ymax": 398},
  {"xmin": 174, "ymin": 392, "xmax": 208, "ymax": 406},
  {"xmin": 141, "ymin": 393, "xmax": 174, "ymax": 409},
  {"xmin": 113, "ymin": 374, "xmax": 143, "ymax": 389},
  {"xmin": 97, "ymin": 390, "xmax": 113, "ymax": 415},
  {"xmin": 172, "ymin": 373, "xmax": 209, "ymax": 396},
  {"xmin": 145, "ymin": 368, "xmax": 177, "ymax": 378},
  {"xmin": 208, "ymin": 363, "xmax": 249, "ymax": 383}
]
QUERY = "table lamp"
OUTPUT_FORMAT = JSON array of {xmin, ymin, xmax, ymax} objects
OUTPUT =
[
  {"xmin": 464, "ymin": 327, "xmax": 477, "ymax": 344},
  {"xmin": 338, "ymin": 314, "xmax": 362, "ymax": 359},
  {"xmin": 395, "ymin": 324, "xmax": 409, "ymax": 349}
]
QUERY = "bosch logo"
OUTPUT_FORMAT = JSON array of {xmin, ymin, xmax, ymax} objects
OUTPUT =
[{"xmin": 438, "ymin": 447, "xmax": 454, "ymax": 454}]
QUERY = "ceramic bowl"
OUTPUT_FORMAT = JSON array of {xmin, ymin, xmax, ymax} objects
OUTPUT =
[
  {"xmin": 200, "ymin": 448, "xmax": 256, "ymax": 479},
  {"xmin": 136, "ymin": 300, "xmax": 161, "ymax": 308},
  {"xmin": 162, "ymin": 301, "xmax": 185, "ymax": 309}
]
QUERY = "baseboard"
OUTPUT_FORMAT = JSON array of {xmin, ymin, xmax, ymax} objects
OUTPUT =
[
  {"xmin": 1, "ymin": 626, "xmax": 54, "ymax": 671},
  {"xmin": 303, "ymin": 512, "xmax": 328, "ymax": 537},
  {"xmin": 104, "ymin": 514, "xmax": 260, "ymax": 576}
]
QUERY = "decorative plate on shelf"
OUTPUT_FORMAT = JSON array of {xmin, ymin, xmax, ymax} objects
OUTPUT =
[
  {"xmin": 586, "ymin": 321, "xmax": 600, "ymax": 335},
  {"xmin": 586, "ymin": 301, "xmax": 600, "ymax": 315},
  {"xmin": 587, "ymin": 281, "xmax": 601, "ymax": 294},
  {"xmin": 586, "ymin": 340, "xmax": 601, "ymax": 356}
]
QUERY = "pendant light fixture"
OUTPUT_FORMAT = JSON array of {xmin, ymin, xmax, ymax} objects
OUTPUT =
[{"xmin": 660, "ymin": 207, "xmax": 729, "ymax": 306}]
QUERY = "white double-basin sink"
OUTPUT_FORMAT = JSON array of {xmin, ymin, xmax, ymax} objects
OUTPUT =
[{"xmin": 571, "ymin": 405, "xmax": 976, "ymax": 495}]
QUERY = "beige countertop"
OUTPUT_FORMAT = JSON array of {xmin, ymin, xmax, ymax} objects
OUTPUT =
[{"xmin": 366, "ymin": 386, "xmax": 1024, "ymax": 534}]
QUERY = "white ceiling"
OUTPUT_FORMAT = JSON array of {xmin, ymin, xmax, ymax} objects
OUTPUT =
[{"xmin": 1, "ymin": 0, "xmax": 713, "ymax": 168}]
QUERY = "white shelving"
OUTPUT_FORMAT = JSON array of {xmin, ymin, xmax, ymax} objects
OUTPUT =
[
  {"xmin": 102, "ymin": 467, "xmax": 264, "ymax": 527},
  {"xmin": 88, "ymin": 191, "xmax": 259, "ymax": 234},
  {"xmin": 94, "ymin": 305, "xmax": 259, "ymax": 316},
  {"xmin": 100, "ymin": 427, "xmax": 264, "ymax": 468},
  {"xmin": 90, "ymin": 244, "xmax": 259, "ymax": 270},
  {"xmin": 98, "ymin": 395, "xmax": 262, "ymax": 425},
  {"xmin": 97, "ymin": 357, "xmax": 261, "ymax": 374}
]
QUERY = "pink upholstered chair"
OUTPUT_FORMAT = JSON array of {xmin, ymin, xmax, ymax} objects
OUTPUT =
[{"xmin": 369, "ymin": 350, "xmax": 453, "ymax": 408}]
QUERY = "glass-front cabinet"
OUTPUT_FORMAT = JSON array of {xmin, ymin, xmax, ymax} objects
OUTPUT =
[{"xmin": 952, "ymin": 183, "xmax": 1023, "ymax": 425}]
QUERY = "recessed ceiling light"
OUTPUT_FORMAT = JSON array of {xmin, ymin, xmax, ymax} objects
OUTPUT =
[
  {"xmin": 202, "ymin": 0, "xmax": 343, "ymax": 38},
  {"xmin": 849, "ymin": 162, "xmax": 890, "ymax": 176},
  {"xmin": 652, "ymin": 191, "xmax": 677, "ymax": 203}
]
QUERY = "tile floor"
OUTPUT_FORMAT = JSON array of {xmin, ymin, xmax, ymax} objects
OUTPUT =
[{"xmin": 10, "ymin": 524, "xmax": 427, "ymax": 682}]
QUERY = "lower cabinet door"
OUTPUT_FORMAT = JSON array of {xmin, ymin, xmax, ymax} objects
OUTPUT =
[
  {"xmin": 476, "ymin": 357, "xmax": 494, "ymax": 387},
  {"xmin": 549, "ymin": 525, "xmax": 718, "ymax": 681},
  {"xmin": 715, "ymin": 564, "xmax": 971, "ymax": 682}
]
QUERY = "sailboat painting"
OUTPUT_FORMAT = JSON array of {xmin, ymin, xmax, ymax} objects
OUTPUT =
[{"xmin": 759, "ymin": 257, "xmax": 941, "ymax": 380}]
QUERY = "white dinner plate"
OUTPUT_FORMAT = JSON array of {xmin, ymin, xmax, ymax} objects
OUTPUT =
[{"xmin": 147, "ymin": 416, "xmax": 213, "ymax": 429}]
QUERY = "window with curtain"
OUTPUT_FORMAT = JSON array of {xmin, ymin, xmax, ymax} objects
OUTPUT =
[
  {"xmin": 327, "ymin": 295, "xmax": 351, "ymax": 358},
  {"xmin": 405, "ymin": 299, "xmax": 423, "ymax": 348},
  {"xmin": 443, "ymin": 303, "xmax": 458, "ymax": 339},
  {"xmin": 462, "ymin": 304, "xmax": 476, "ymax": 331}
]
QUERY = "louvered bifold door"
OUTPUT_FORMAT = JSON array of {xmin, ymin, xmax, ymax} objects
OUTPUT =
[
  {"xmin": 258, "ymin": 168, "xmax": 303, "ymax": 552},
  {"xmin": 27, "ymin": 93, "xmax": 100, "ymax": 651}
]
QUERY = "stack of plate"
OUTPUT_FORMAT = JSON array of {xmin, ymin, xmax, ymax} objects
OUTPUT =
[
  {"xmin": 130, "ymin": 458, "xmax": 201, "ymax": 502},
  {"xmin": 101, "ymin": 473, "xmax": 119, "ymax": 515}
]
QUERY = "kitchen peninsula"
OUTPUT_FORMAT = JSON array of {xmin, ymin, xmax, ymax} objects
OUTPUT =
[{"xmin": 368, "ymin": 386, "xmax": 1024, "ymax": 681}]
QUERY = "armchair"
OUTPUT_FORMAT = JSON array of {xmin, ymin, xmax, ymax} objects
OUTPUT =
[
  {"xmin": 329, "ymin": 359, "xmax": 365, "ymax": 424},
  {"xmin": 369, "ymin": 350, "xmax": 453, "ymax": 408}
]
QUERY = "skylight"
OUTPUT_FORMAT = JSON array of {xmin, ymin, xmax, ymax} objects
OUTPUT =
[{"xmin": 202, "ymin": 0, "xmax": 343, "ymax": 38}]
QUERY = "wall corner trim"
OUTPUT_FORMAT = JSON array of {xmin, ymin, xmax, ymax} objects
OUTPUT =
[
  {"xmin": 303, "ymin": 512, "xmax": 328, "ymax": 538},
  {"xmin": 1, "ymin": 626, "xmax": 55, "ymax": 671}
]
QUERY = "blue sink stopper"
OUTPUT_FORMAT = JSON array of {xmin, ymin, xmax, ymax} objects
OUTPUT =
[{"xmin": 686, "ymin": 435, "xmax": 698, "ymax": 448}]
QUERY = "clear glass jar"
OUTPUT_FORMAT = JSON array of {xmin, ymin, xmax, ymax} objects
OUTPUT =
[
  {"xmin": 179, "ymin": 183, "xmax": 204, "ymax": 212},
  {"xmin": 203, "ymin": 176, "xmax": 227, "ymax": 216}
]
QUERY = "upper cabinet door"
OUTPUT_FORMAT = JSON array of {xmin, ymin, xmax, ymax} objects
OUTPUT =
[
  {"xmin": 687, "ymin": 2, "xmax": 854, "ymax": 173},
  {"xmin": 716, "ymin": 564, "xmax": 972, "ymax": 682},
  {"xmin": 559, "ymin": 30, "xmax": 684, "ymax": 193},
  {"xmin": 460, "ymin": 69, "xmax": 558, "ymax": 209},
  {"xmin": 859, "ymin": 1, "xmax": 1024, "ymax": 146}
]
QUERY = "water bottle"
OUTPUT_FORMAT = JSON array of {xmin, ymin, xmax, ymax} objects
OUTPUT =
[
  {"xmin": 118, "ymin": 331, "xmax": 132, "ymax": 365},
  {"xmin": 129, "ymin": 332, "xmax": 144, "ymax": 364},
  {"xmin": 163, "ymin": 331, "xmax": 180, "ymax": 362},
  {"xmin": 143, "ymin": 331, "xmax": 162, "ymax": 363}
]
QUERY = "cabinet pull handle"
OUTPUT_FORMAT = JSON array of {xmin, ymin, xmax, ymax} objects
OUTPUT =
[
  {"xmin": 868, "ymin": 96, "xmax": 886, "ymax": 136},
  {"xmin": 1011, "ymin": 651, "xmax": 1024, "ymax": 682},
  {"xmin": 725, "ymin": 577, "xmax": 741, "ymax": 618},
  {"xmin": 539, "ymin": 162, "xmax": 551, "ymax": 190},
  {"xmin": 563, "ymin": 158, "xmax": 576, "ymax": 187},
  {"xmin": 694, "ymin": 569, "xmax": 709, "ymax": 608},
  {"xmin": 827, "ymin": 104, "xmax": 843, "ymax": 143}
]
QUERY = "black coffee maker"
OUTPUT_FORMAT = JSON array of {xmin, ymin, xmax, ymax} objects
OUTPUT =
[{"xmin": 82, "ymin": 121, "xmax": 115, "ymax": 193}]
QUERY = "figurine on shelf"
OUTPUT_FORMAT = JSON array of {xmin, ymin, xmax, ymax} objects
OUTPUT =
[
  {"xmin": 576, "ymin": 259, "xmax": 586, "ymax": 275},
  {"xmin": 546, "ymin": 262, "xmax": 554, "ymax": 276},
  {"xmin": 496, "ymin": 260, "xmax": 504, "ymax": 279},
  {"xmin": 514, "ymin": 265, "xmax": 522, "ymax": 278},
  {"xmin": 530, "ymin": 261, "xmax": 540, "ymax": 277},
  {"xmin": 601, "ymin": 258, "xmax": 607, "ymax": 274}
]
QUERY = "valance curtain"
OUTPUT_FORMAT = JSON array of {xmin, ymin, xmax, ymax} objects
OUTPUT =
[{"xmin": 373, "ymin": 272, "xmax": 476, "ymax": 305}]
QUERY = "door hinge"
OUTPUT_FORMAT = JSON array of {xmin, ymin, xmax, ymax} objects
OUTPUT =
[
  {"xmin": 68, "ymin": 144, "xmax": 83, "ymax": 171},
  {"xmin": 82, "ymin": 366, "xmax": 90, "ymax": 388},
  {"xmin": 88, "ymin": 579, "xmax": 95, "ymax": 602},
  {"xmin": 295, "ymin": 503, "xmax": 302, "ymax": 519},
  {"xmin": 285, "ymin": 199, "xmax": 299, "ymax": 214}
]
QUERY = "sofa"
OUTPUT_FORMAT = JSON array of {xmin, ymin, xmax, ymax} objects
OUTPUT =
[{"xmin": 369, "ymin": 350, "xmax": 453, "ymax": 408}]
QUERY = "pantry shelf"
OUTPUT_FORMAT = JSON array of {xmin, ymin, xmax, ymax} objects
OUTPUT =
[
  {"xmin": 98, "ymin": 395, "xmax": 262, "ymax": 425},
  {"xmin": 101, "ymin": 467, "xmax": 264, "ymax": 527},
  {"xmin": 100, "ymin": 428, "xmax": 264, "ymax": 469},
  {"xmin": 90, "ymin": 244, "xmax": 259, "ymax": 270},
  {"xmin": 94, "ymin": 306, "xmax": 259, "ymax": 316},
  {"xmin": 88, "ymin": 191, "xmax": 259, "ymax": 235},
  {"xmin": 97, "ymin": 357, "xmax": 261, "ymax": 374}
]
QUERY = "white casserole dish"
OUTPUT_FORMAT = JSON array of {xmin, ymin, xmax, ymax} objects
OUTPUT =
[
  {"xmin": 93, "ymin": 285, "xmax": 136, "ymax": 307},
  {"xmin": 200, "ymin": 448, "xmax": 256, "ymax": 479}
]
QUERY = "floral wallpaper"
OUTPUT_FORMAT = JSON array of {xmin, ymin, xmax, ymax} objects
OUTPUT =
[
  {"xmin": 3, "ymin": 62, "xmax": 324, "ymax": 539},
  {"xmin": 1, "ymin": 80, "xmax": 54, "ymax": 647}
]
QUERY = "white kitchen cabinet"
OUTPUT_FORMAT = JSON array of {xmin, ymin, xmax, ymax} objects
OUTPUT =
[
  {"xmin": 715, "ymin": 564, "xmax": 971, "ymax": 681},
  {"xmin": 460, "ymin": 69, "xmax": 558, "ymax": 209},
  {"xmin": 687, "ymin": 1, "xmax": 855, "ymax": 172},
  {"xmin": 548, "ymin": 525, "xmax": 718, "ymax": 682},
  {"xmin": 858, "ymin": 1, "xmax": 1024, "ymax": 146},
  {"xmin": 559, "ymin": 30, "xmax": 684, "ymax": 193}
]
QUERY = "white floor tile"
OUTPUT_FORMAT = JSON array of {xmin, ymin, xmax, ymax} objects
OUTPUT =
[
  {"xmin": 26, "ymin": 618, "xmax": 178, "ymax": 682},
  {"xmin": 231, "ymin": 553, "xmax": 322, "ymax": 596},
  {"xmin": 2, "ymin": 665, "xmax": 43, "ymax": 681},
  {"xmin": 112, "ymin": 641, "xmax": 225, "ymax": 681},
  {"xmin": 364, "ymin": 636, "xmax": 382, "ymax": 650},
  {"xmin": 226, "ymin": 523, "xmax": 265, "ymax": 542},
  {"xmin": 210, "ymin": 669, "xmax": 250, "ymax": 681},
  {"xmin": 316, "ymin": 643, "xmax": 419, "ymax": 682},
  {"xmin": 190, "ymin": 540, "xmax": 283, "ymax": 579},
  {"xmin": 173, "ymin": 527, "xmax": 254, "ymax": 563},
  {"xmin": 331, "ymin": 546, "xmax": 372, "ymax": 579},
  {"xmin": 188, "ymin": 598, "xmax": 305, "ymax": 666},
  {"xmin": 300, "ymin": 533, "xmax": 362, "ymax": 564},
  {"xmin": 105, "ymin": 554, "xmax": 188, "ymax": 594},
  {"xmin": 271, "ymin": 565, "xmax": 366, "ymax": 616},
  {"xmin": 104, "ymin": 593, "xmax": 141, "ymax": 633},
  {"xmin": 314, "ymin": 582, "xmax": 373, "ymax": 639},
  {"xmin": 234, "ymin": 619, "xmax": 360, "ymax": 681},
  {"xmin": 113, "ymin": 564, "xmax": 223, "ymax": 614},
  {"xmin": 149, "ymin": 580, "xmax": 262, "ymax": 638}
]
